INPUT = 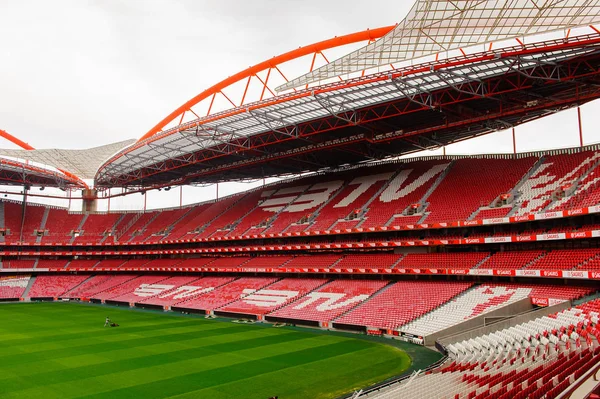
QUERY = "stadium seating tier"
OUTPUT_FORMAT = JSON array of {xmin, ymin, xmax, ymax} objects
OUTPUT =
[{"xmin": 4, "ymin": 150, "xmax": 600, "ymax": 245}]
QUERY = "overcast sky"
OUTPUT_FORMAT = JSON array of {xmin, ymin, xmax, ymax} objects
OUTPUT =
[
  {"xmin": 0, "ymin": 0, "xmax": 402, "ymax": 149},
  {"xmin": 1, "ymin": 1, "xmax": 600, "ymax": 210}
]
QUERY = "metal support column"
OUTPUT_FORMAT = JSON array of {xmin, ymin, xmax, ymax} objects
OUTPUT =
[
  {"xmin": 578, "ymin": 106, "xmax": 584, "ymax": 147},
  {"xmin": 512, "ymin": 127, "xmax": 517, "ymax": 156},
  {"xmin": 19, "ymin": 184, "xmax": 27, "ymax": 243}
]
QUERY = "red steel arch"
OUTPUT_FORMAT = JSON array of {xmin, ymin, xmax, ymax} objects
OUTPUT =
[
  {"xmin": 137, "ymin": 26, "xmax": 396, "ymax": 142},
  {"xmin": 0, "ymin": 129, "xmax": 34, "ymax": 150},
  {"xmin": 0, "ymin": 129, "xmax": 88, "ymax": 188}
]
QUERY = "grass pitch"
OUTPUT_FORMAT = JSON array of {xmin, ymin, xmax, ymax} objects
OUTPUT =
[{"xmin": 0, "ymin": 302, "xmax": 438, "ymax": 399}]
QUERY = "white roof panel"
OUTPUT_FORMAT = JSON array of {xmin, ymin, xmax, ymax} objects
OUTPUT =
[
  {"xmin": 277, "ymin": 0, "xmax": 600, "ymax": 92},
  {"xmin": 0, "ymin": 139, "xmax": 135, "ymax": 180}
]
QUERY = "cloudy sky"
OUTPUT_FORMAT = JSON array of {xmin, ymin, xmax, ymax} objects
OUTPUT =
[
  {"xmin": 1, "ymin": 0, "xmax": 599, "ymax": 209},
  {"xmin": 0, "ymin": 0, "xmax": 401, "ymax": 149}
]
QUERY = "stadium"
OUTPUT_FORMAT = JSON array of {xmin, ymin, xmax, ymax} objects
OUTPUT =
[{"xmin": 3, "ymin": 0, "xmax": 600, "ymax": 398}]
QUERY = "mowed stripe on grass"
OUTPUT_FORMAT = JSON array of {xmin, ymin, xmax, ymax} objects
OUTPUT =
[{"xmin": 0, "ymin": 302, "xmax": 412, "ymax": 399}]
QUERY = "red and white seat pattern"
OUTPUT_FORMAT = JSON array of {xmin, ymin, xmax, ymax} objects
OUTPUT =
[
  {"xmin": 424, "ymin": 158, "xmax": 536, "ymax": 223},
  {"xmin": 308, "ymin": 170, "xmax": 395, "ymax": 232},
  {"xmin": 112, "ymin": 275, "xmax": 200, "ymax": 303},
  {"xmin": 527, "ymin": 284, "xmax": 593, "ymax": 300},
  {"xmin": 383, "ymin": 299, "xmax": 600, "ymax": 399},
  {"xmin": 470, "ymin": 299, "xmax": 600, "ymax": 354},
  {"xmin": 225, "ymin": 182, "xmax": 314, "ymax": 236},
  {"xmin": 336, "ymin": 281, "xmax": 473, "ymax": 330},
  {"xmin": 88, "ymin": 274, "xmax": 146, "ymax": 300},
  {"xmin": 399, "ymin": 285, "xmax": 533, "ymax": 337},
  {"xmin": 175, "ymin": 277, "xmax": 278, "ymax": 312},
  {"xmin": 269, "ymin": 279, "xmax": 388, "ymax": 323},
  {"xmin": 258, "ymin": 179, "xmax": 345, "ymax": 234},
  {"xmin": 63, "ymin": 275, "xmax": 116, "ymax": 298},
  {"xmin": 14, "ymin": 273, "xmax": 600, "ymax": 353},
  {"xmin": 14, "ymin": 248, "xmax": 600, "ymax": 276},
  {"xmin": 218, "ymin": 278, "xmax": 327, "ymax": 316},
  {"xmin": 8, "ymin": 151, "xmax": 600, "ymax": 246},
  {"xmin": 472, "ymin": 283, "xmax": 592, "ymax": 303},
  {"xmin": 385, "ymin": 345, "xmax": 600, "ymax": 399},
  {"xmin": 27, "ymin": 275, "xmax": 89, "ymax": 298},
  {"xmin": 0, "ymin": 275, "xmax": 30, "ymax": 299},
  {"xmin": 139, "ymin": 276, "xmax": 235, "ymax": 307},
  {"xmin": 361, "ymin": 160, "xmax": 450, "ymax": 229},
  {"xmin": 516, "ymin": 151, "xmax": 600, "ymax": 215},
  {"xmin": 552, "ymin": 165, "xmax": 600, "ymax": 211},
  {"xmin": 68, "ymin": 274, "xmax": 138, "ymax": 298},
  {"xmin": 104, "ymin": 275, "xmax": 171, "ymax": 302}
]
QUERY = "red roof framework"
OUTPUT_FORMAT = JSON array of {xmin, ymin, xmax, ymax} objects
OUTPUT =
[
  {"xmin": 279, "ymin": 0, "xmax": 600, "ymax": 92},
  {"xmin": 0, "ymin": 129, "xmax": 87, "ymax": 189},
  {"xmin": 0, "ymin": 156, "xmax": 86, "ymax": 189},
  {"xmin": 95, "ymin": 32, "xmax": 600, "ymax": 189}
]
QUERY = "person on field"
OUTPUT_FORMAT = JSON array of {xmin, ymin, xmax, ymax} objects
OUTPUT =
[{"xmin": 104, "ymin": 316, "xmax": 111, "ymax": 327}]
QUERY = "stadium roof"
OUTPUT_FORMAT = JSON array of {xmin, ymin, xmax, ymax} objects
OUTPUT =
[
  {"xmin": 278, "ymin": 0, "xmax": 600, "ymax": 92},
  {"xmin": 0, "ymin": 156, "xmax": 87, "ymax": 189},
  {"xmin": 5, "ymin": 0, "xmax": 599, "ymax": 191},
  {"xmin": 94, "ymin": 32, "xmax": 600, "ymax": 188},
  {"xmin": 0, "ymin": 139, "xmax": 135, "ymax": 180}
]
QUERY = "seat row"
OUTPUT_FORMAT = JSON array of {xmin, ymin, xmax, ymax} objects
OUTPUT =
[
  {"xmin": 5, "ymin": 248, "xmax": 600, "ymax": 272},
  {"xmin": 20, "ymin": 276, "xmax": 595, "ymax": 335},
  {"xmin": 4, "ymin": 150, "xmax": 600, "ymax": 243},
  {"xmin": 378, "ymin": 299, "xmax": 600, "ymax": 399}
]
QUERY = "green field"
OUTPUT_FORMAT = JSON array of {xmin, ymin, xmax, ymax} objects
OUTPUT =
[{"xmin": 0, "ymin": 302, "xmax": 440, "ymax": 399}]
